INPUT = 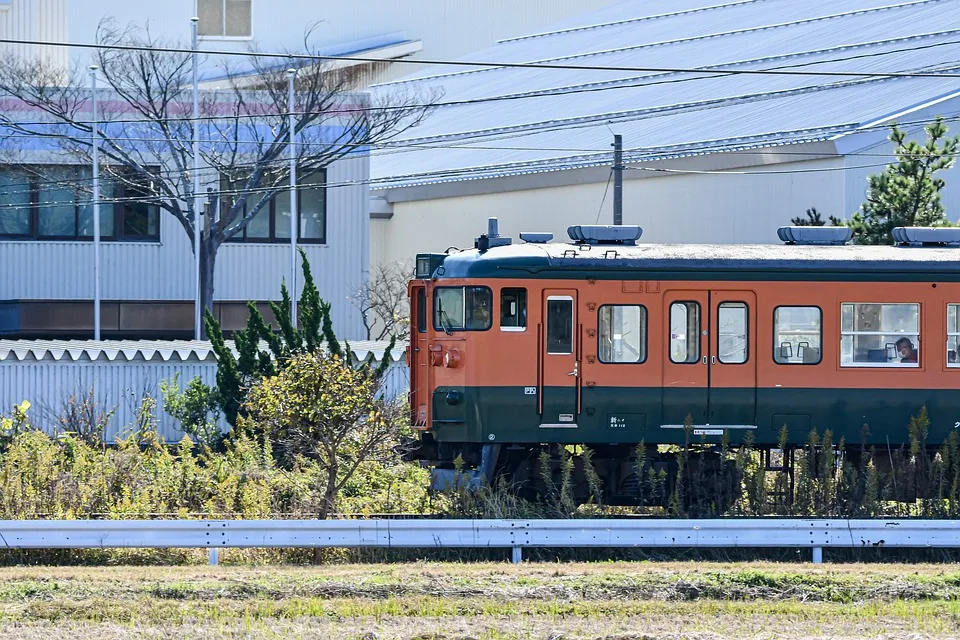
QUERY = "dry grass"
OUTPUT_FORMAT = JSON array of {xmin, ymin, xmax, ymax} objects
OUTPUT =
[{"xmin": 0, "ymin": 562, "xmax": 958, "ymax": 639}]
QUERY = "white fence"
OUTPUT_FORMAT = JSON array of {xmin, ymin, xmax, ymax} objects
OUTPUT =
[{"xmin": 1, "ymin": 519, "xmax": 958, "ymax": 565}]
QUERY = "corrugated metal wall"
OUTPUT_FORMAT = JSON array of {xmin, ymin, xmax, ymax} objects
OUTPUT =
[
  {"xmin": 0, "ymin": 154, "xmax": 369, "ymax": 340},
  {"xmin": 0, "ymin": 356, "xmax": 410, "ymax": 443},
  {"xmin": 0, "ymin": 0, "xmax": 68, "ymax": 73}
]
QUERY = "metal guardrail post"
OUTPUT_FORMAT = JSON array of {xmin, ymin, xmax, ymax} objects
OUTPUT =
[
  {"xmin": 511, "ymin": 546, "xmax": 522, "ymax": 564},
  {"xmin": 208, "ymin": 548, "xmax": 219, "ymax": 566},
  {"xmin": 812, "ymin": 547, "xmax": 823, "ymax": 564}
]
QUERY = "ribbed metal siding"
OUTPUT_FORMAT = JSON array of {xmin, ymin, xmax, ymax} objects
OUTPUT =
[
  {"xmin": 0, "ymin": 357, "xmax": 410, "ymax": 443},
  {"xmin": 0, "ymin": 154, "xmax": 368, "ymax": 339},
  {"xmin": 0, "ymin": 0, "xmax": 67, "ymax": 73}
]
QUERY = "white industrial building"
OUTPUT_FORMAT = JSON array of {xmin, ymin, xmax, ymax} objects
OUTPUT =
[{"xmin": 369, "ymin": 0, "xmax": 960, "ymax": 266}]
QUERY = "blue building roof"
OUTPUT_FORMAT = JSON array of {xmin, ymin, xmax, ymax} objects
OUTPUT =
[{"xmin": 370, "ymin": 0, "xmax": 960, "ymax": 191}]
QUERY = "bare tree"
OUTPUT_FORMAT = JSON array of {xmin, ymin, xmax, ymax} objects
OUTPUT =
[
  {"xmin": 350, "ymin": 261, "xmax": 412, "ymax": 341},
  {"xmin": 0, "ymin": 21, "xmax": 436, "ymax": 332}
]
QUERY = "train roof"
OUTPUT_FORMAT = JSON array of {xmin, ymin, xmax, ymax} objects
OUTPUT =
[{"xmin": 431, "ymin": 242, "xmax": 960, "ymax": 282}]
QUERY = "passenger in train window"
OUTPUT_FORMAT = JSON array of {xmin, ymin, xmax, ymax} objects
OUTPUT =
[{"xmin": 896, "ymin": 337, "xmax": 918, "ymax": 364}]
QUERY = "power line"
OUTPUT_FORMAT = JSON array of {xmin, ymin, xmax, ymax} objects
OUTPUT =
[{"xmin": 2, "ymin": 36, "xmax": 960, "ymax": 80}]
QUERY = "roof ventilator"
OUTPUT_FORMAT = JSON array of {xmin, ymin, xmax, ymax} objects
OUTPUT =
[
  {"xmin": 892, "ymin": 227, "xmax": 960, "ymax": 247},
  {"xmin": 777, "ymin": 226, "xmax": 852, "ymax": 245},
  {"xmin": 475, "ymin": 217, "xmax": 512, "ymax": 252},
  {"xmin": 519, "ymin": 232, "xmax": 553, "ymax": 244},
  {"xmin": 567, "ymin": 225, "xmax": 642, "ymax": 245}
]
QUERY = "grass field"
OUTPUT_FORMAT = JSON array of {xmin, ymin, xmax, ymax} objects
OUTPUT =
[{"xmin": 0, "ymin": 561, "xmax": 958, "ymax": 639}]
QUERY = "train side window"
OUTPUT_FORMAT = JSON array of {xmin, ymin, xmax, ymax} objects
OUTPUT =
[
  {"xmin": 500, "ymin": 288, "xmax": 527, "ymax": 331},
  {"xmin": 840, "ymin": 303, "xmax": 919, "ymax": 367},
  {"xmin": 546, "ymin": 297, "xmax": 573, "ymax": 354},
  {"xmin": 669, "ymin": 301, "xmax": 700, "ymax": 364},
  {"xmin": 416, "ymin": 288, "xmax": 426, "ymax": 333},
  {"xmin": 718, "ymin": 302, "xmax": 748, "ymax": 364},
  {"xmin": 948, "ymin": 304, "xmax": 960, "ymax": 367},
  {"xmin": 773, "ymin": 306, "xmax": 821, "ymax": 364},
  {"xmin": 598, "ymin": 305, "xmax": 647, "ymax": 363},
  {"xmin": 433, "ymin": 286, "xmax": 492, "ymax": 331}
]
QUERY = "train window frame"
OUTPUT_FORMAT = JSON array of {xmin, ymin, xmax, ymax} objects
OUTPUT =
[
  {"xmin": 669, "ymin": 301, "xmax": 701, "ymax": 365},
  {"xmin": 717, "ymin": 301, "xmax": 749, "ymax": 365},
  {"xmin": 416, "ymin": 288, "xmax": 426, "ymax": 334},
  {"xmin": 773, "ymin": 305, "xmax": 823, "ymax": 366},
  {"xmin": 948, "ymin": 304, "xmax": 960, "ymax": 368},
  {"xmin": 433, "ymin": 286, "xmax": 493, "ymax": 332},
  {"xmin": 500, "ymin": 287, "xmax": 527, "ymax": 332},
  {"xmin": 598, "ymin": 304, "xmax": 648, "ymax": 364},
  {"xmin": 840, "ymin": 302, "xmax": 920, "ymax": 368},
  {"xmin": 545, "ymin": 295, "xmax": 574, "ymax": 355}
]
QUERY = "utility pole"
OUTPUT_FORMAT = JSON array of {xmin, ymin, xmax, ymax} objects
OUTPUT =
[
  {"xmin": 191, "ymin": 16, "xmax": 202, "ymax": 340},
  {"xmin": 90, "ymin": 65, "xmax": 101, "ymax": 340},
  {"xmin": 612, "ymin": 134, "xmax": 623, "ymax": 226},
  {"xmin": 288, "ymin": 68, "xmax": 298, "ymax": 328}
]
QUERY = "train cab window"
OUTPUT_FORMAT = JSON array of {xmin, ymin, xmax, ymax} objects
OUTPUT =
[
  {"xmin": 669, "ymin": 302, "xmax": 700, "ymax": 364},
  {"xmin": 841, "ymin": 303, "xmax": 919, "ymax": 367},
  {"xmin": 416, "ymin": 288, "xmax": 426, "ymax": 333},
  {"xmin": 433, "ymin": 286, "xmax": 492, "ymax": 331},
  {"xmin": 546, "ymin": 296, "xmax": 574, "ymax": 354},
  {"xmin": 718, "ymin": 302, "xmax": 748, "ymax": 364},
  {"xmin": 774, "ymin": 306, "xmax": 822, "ymax": 364},
  {"xmin": 500, "ymin": 288, "xmax": 527, "ymax": 330},
  {"xmin": 948, "ymin": 304, "xmax": 960, "ymax": 367},
  {"xmin": 599, "ymin": 305, "xmax": 647, "ymax": 363}
]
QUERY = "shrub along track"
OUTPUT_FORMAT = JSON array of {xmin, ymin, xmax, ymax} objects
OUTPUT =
[{"xmin": 0, "ymin": 562, "xmax": 958, "ymax": 639}]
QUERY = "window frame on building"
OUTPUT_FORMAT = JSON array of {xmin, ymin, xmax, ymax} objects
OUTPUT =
[
  {"xmin": 197, "ymin": 0, "xmax": 253, "ymax": 38},
  {"xmin": 840, "ymin": 302, "xmax": 920, "ymax": 368},
  {"xmin": 222, "ymin": 170, "xmax": 327, "ymax": 244},
  {"xmin": 0, "ymin": 166, "xmax": 161, "ymax": 242}
]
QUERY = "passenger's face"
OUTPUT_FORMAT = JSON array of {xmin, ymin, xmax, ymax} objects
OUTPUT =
[{"xmin": 899, "ymin": 344, "xmax": 911, "ymax": 357}]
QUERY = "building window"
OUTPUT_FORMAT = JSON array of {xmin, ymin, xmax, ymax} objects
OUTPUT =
[
  {"xmin": 717, "ymin": 302, "xmax": 748, "ymax": 364},
  {"xmin": 0, "ymin": 167, "xmax": 159, "ymax": 241},
  {"xmin": 223, "ymin": 171, "xmax": 326, "ymax": 243},
  {"xmin": 433, "ymin": 286, "xmax": 491, "ymax": 332},
  {"xmin": 774, "ymin": 306, "xmax": 822, "ymax": 364},
  {"xmin": 948, "ymin": 305, "xmax": 960, "ymax": 367},
  {"xmin": 598, "ymin": 305, "xmax": 646, "ymax": 363},
  {"xmin": 841, "ymin": 303, "xmax": 919, "ymax": 367},
  {"xmin": 500, "ymin": 288, "xmax": 526, "ymax": 330},
  {"xmin": 670, "ymin": 301, "xmax": 700, "ymax": 364},
  {"xmin": 198, "ymin": 0, "xmax": 252, "ymax": 37}
]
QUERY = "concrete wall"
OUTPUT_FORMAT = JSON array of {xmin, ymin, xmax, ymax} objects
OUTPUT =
[{"xmin": 372, "ymin": 157, "xmax": 848, "ymax": 266}]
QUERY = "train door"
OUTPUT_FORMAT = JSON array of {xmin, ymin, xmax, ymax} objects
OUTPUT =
[
  {"xmin": 709, "ymin": 292, "xmax": 757, "ymax": 427},
  {"xmin": 662, "ymin": 291, "xmax": 709, "ymax": 427},
  {"xmin": 408, "ymin": 283, "xmax": 429, "ymax": 428},
  {"xmin": 539, "ymin": 290, "xmax": 579, "ymax": 428}
]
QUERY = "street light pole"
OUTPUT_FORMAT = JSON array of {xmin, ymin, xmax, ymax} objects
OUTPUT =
[
  {"xmin": 192, "ymin": 16, "xmax": 202, "ymax": 340},
  {"xmin": 288, "ymin": 68, "xmax": 298, "ymax": 328},
  {"xmin": 90, "ymin": 65, "xmax": 101, "ymax": 340}
]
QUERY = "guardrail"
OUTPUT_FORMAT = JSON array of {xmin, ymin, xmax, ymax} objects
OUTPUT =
[{"xmin": 1, "ymin": 519, "xmax": 958, "ymax": 565}]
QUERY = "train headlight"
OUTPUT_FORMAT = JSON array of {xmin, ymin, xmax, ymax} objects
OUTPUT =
[{"xmin": 444, "ymin": 349, "xmax": 461, "ymax": 368}]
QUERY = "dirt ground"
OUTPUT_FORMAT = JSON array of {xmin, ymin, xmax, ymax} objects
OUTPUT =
[{"xmin": 0, "ymin": 562, "xmax": 957, "ymax": 639}]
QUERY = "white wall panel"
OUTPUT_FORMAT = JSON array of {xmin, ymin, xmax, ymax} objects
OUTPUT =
[
  {"xmin": 0, "ymin": 154, "xmax": 369, "ymax": 339},
  {"xmin": 374, "ymin": 158, "xmax": 847, "ymax": 267}
]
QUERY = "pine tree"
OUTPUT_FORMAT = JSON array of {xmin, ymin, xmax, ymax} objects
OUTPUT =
[
  {"xmin": 204, "ymin": 248, "xmax": 397, "ymax": 427},
  {"xmin": 836, "ymin": 117, "xmax": 960, "ymax": 244}
]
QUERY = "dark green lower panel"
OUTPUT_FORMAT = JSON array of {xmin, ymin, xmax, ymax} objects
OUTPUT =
[{"xmin": 431, "ymin": 386, "xmax": 960, "ymax": 447}]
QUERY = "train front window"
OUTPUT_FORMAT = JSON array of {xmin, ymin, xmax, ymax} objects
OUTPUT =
[
  {"xmin": 599, "ymin": 305, "xmax": 647, "ymax": 363},
  {"xmin": 841, "ymin": 303, "xmax": 920, "ymax": 367},
  {"xmin": 433, "ymin": 286, "xmax": 492, "ymax": 332},
  {"xmin": 416, "ymin": 288, "xmax": 426, "ymax": 333},
  {"xmin": 948, "ymin": 304, "xmax": 960, "ymax": 367},
  {"xmin": 670, "ymin": 302, "xmax": 700, "ymax": 364},
  {"xmin": 774, "ymin": 306, "xmax": 822, "ymax": 364},
  {"xmin": 546, "ymin": 297, "xmax": 574, "ymax": 354},
  {"xmin": 500, "ymin": 288, "xmax": 527, "ymax": 330}
]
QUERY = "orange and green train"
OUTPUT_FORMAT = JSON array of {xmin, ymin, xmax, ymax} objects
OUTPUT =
[{"xmin": 403, "ymin": 220, "xmax": 960, "ymax": 506}]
